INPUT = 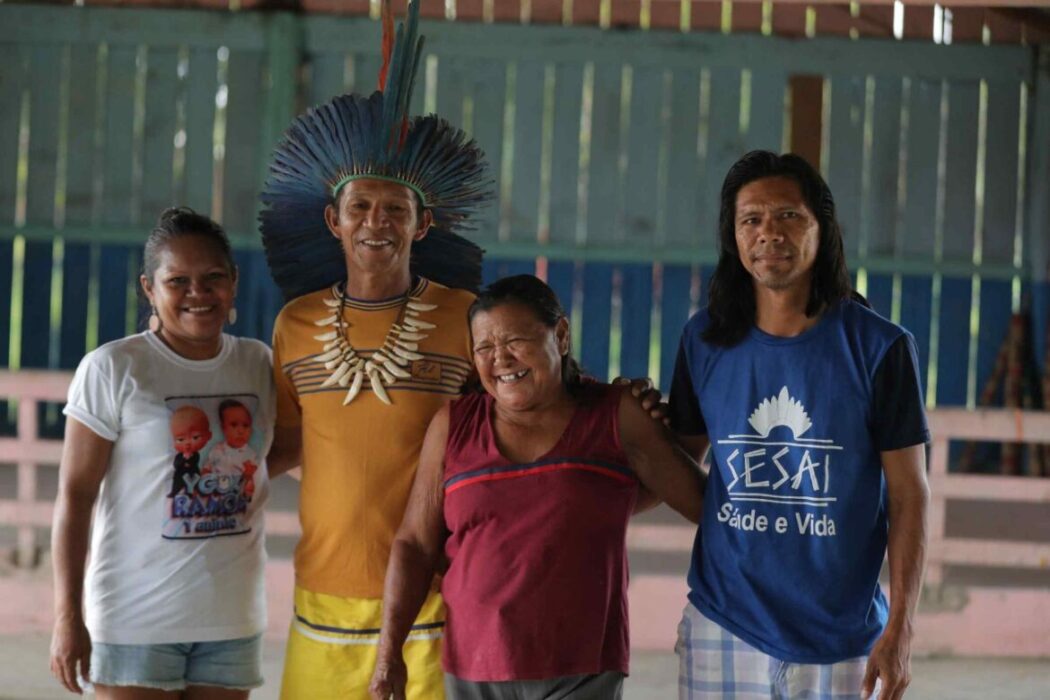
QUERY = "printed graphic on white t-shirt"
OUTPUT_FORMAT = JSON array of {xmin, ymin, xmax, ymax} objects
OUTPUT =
[
  {"xmin": 163, "ymin": 393, "xmax": 263, "ymax": 540},
  {"xmin": 713, "ymin": 386, "xmax": 842, "ymax": 537}
]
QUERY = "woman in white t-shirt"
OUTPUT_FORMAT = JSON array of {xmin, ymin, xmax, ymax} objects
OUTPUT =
[{"xmin": 49, "ymin": 208, "xmax": 275, "ymax": 699}]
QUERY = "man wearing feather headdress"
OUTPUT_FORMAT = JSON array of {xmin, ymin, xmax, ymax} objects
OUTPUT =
[{"xmin": 259, "ymin": 2, "xmax": 491, "ymax": 697}]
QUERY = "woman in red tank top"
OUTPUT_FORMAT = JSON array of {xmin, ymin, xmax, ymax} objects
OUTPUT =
[{"xmin": 370, "ymin": 275, "xmax": 705, "ymax": 700}]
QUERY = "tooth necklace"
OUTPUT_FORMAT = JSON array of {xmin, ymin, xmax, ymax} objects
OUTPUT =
[{"xmin": 313, "ymin": 283, "xmax": 438, "ymax": 406}]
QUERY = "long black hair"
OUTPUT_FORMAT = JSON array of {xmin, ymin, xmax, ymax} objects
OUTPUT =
[
  {"xmin": 467, "ymin": 274, "xmax": 585, "ymax": 393},
  {"xmin": 703, "ymin": 150, "xmax": 853, "ymax": 347}
]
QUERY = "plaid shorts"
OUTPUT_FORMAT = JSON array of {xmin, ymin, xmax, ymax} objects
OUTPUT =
[{"xmin": 675, "ymin": 603, "xmax": 877, "ymax": 700}]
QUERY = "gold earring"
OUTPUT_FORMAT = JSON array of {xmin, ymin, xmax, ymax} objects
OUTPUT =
[{"xmin": 148, "ymin": 307, "xmax": 161, "ymax": 333}]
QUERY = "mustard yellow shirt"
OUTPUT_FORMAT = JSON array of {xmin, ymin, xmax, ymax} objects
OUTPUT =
[{"xmin": 273, "ymin": 277, "xmax": 473, "ymax": 598}]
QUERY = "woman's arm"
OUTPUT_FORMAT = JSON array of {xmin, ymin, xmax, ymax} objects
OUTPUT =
[
  {"xmin": 50, "ymin": 418, "xmax": 113, "ymax": 695},
  {"xmin": 369, "ymin": 405, "xmax": 451, "ymax": 700},
  {"xmin": 267, "ymin": 425, "xmax": 302, "ymax": 479},
  {"xmin": 619, "ymin": 393, "xmax": 706, "ymax": 523}
]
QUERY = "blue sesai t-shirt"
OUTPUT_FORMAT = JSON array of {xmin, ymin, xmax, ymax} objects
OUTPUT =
[{"xmin": 668, "ymin": 298, "xmax": 929, "ymax": 664}]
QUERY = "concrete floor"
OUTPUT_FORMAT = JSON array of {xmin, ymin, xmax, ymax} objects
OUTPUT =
[{"xmin": 4, "ymin": 633, "xmax": 1050, "ymax": 700}]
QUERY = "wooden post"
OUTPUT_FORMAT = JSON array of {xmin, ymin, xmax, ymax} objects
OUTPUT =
[
  {"xmin": 789, "ymin": 75, "xmax": 823, "ymax": 169},
  {"xmin": 16, "ymin": 398, "xmax": 38, "ymax": 567}
]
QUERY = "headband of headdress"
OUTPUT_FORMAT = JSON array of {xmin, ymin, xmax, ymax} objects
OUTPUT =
[{"xmin": 259, "ymin": 0, "xmax": 492, "ymax": 301}]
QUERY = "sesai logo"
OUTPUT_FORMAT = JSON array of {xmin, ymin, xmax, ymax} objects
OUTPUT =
[{"xmin": 716, "ymin": 386, "xmax": 842, "ymax": 511}]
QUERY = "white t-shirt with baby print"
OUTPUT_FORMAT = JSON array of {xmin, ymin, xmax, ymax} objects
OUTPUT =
[{"xmin": 64, "ymin": 331, "xmax": 274, "ymax": 644}]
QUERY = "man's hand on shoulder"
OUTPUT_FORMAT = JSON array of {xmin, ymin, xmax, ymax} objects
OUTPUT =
[{"xmin": 612, "ymin": 376, "xmax": 668, "ymax": 424}]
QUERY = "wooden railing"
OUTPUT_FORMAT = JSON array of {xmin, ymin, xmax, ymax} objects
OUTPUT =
[{"xmin": 1, "ymin": 370, "xmax": 1049, "ymax": 582}]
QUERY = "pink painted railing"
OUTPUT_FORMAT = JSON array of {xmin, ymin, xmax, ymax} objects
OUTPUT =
[{"xmin": 1, "ymin": 370, "xmax": 1048, "ymax": 580}]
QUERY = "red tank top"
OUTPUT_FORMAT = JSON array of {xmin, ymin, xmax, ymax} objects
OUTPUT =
[{"xmin": 441, "ymin": 383, "xmax": 638, "ymax": 681}]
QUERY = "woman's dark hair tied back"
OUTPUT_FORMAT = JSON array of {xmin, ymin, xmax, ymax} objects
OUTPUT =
[
  {"xmin": 704, "ymin": 150, "xmax": 853, "ymax": 347},
  {"xmin": 468, "ymin": 274, "xmax": 585, "ymax": 392},
  {"xmin": 142, "ymin": 207, "xmax": 236, "ymax": 283}
]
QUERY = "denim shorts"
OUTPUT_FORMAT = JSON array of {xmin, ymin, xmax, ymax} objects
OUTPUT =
[{"xmin": 90, "ymin": 634, "xmax": 264, "ymax": 691}]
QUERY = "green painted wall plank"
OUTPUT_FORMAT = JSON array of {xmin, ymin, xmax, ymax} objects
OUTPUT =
[
  {"xmin": 623, "ymin": 66, "xmax": 662, "ymax": 245},
  {"xmin": 65, "ymin": 45, "xmax": 99, "ymax": 225},
  {"xmin": 942, "ymin": 82, "xmax": 979, "ymax": 263},
  {"xmin": 1027, "ymin": 48, "xmax": 1050, "ymax": 372},
  {"xmin": 467, "ymin": 60, "xmax": 506, "ymax": 245},
  {"xmin": 223, "ymin": 50, "xmax": 266, "ymax": 338},
  {"xmin": 61, "ymin": 44, "xmax": 98, "ymax": 367},
  {"xmin": 0, "ymin": 46, "xmax": 25, "ymax": 225},
  {"xmin": 900, "ymin": 79, "xmax": 941, "ymax": 259},
  {"xmin": 23, "ymin": 45, "xmax": 62, "ymax": 371},
  {"xmin": 827, "ymin": 75, "xmax": 866, "ymax": 260},
  {"xmin": 308, "ymin": 52, "xmax": 348, "ymax": 107},
  {"xmin": 586, "ymin": 63, "xmax": 623, "ymax": 244},
  {"xmin": 547, "ymin": 63, "xmax": 582, "ymax": 247},
  {"xmin": 865, "ymin": 76, "xmax": 902, "ymax": 258},
  {"xmin": 981, "ymin": 80, "xmax": 1021, "ymax": 266},
  {"xmin": 507, "ymin": 60, "xmax": 544, "ymax": 244},
  {"xmin": 352, "ymin": 55, "xmax": 382, "ymax": 106},
  {"xmin": 222, "ymin": 50, "xmax": 265, "ymax": 233},
  {"xmin": 141, "ymin": 48, "xmax": 178, "ymax": 219},
  {"xmin": 435, "ymin": 56, "xmax": 466, "ymax": 128},
  {"xmin": 702, "ymin": 68, "xmax": 742, "ymax": 248},
  {"xmin": 183, "ymin": 47, "xmax": 217, "ymax": 214},
  {"xmin": 26, "ymin": 46, "xmax": 60, "ymax": 227},
  {"xmin": 299, "ymin": 13, "xmax": 1031, "ymax": 82},
  {"xmin": 662, "ymin": 68, "xmax": 701, "ymax": 250},
  {"xmin": 0, "ymin": 6, "xmax": 268, "ymax": 51},
  {"xmin": 745, "ymin": 70, "xmax": 785, "ymax": 154}
]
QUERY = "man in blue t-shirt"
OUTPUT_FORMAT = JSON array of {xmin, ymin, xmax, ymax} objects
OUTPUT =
[{"xmin": 669, "ymin": 151, "xmax": 930, "ymax": 700}]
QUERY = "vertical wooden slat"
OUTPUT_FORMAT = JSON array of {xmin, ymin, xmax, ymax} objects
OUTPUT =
[
  {"xmin": 827, "ymin": 75, "xmax": 866, "ymax": 261},
  {"xmin": 308, "ymin": 52, "xmax": 347, "ymax": 107},
  {"xmin": 184, "ymin": 47, "xmax": 217, "ymax": 216},
  {"xmin": 581, "ymin": 262, "xmax": 613, "ymax": 379},
  {"xmin": 507, "ymin": 60, "xmax": 544, "ymax": 245},
  {"xmin": 864, "ymin": 76, "xmax": 902, "ymax": 317},
  {"xmin": 547, "ymin": 260, "xmax": 575, "ymax": 321},
  {"xmin": 435, "ymin": 56, "xmax": 467, "ymax": 129},
  {"xmin": 223, "ymin": 49, "xmax": 266, "ymax": 340},
  {"xmin": 141, "ymin": 48, "xmax": 178, "ymax": 220},
  {"xmin": 898, "ymin": 79, "xmax": 942, "ymax": 394},
  {"xmin": 548, "ymin": 63, "xmax": 583, "ymax": 247},
  {"xmin": 663, "ymin": 67, "xmax": 701, "ymax": 250},
  {"xmin": 976, "ymin": 279, "xmax": 1012, "ymax": 401},
  {"xmin": 746, "ymin": 70, "xmax": 784, "ymax": 154},
  {"xmin": 1, "ymin": 46, "xmax": 26, "ymax": 435},
  {"xmin": 23, "ymin": 46, "xmax": 62, "ymax": 372},
  {"xmin": 610, "ymin": 0, "xmax": 642, "ymax": 29},
  {"xmin": 353, "ymin": 54, "xmax": 382, "ymax": 100},
  {"xmin": 580, "ymin": 63, "xmax": 623, "ymax": 380},
  {"xmin": 659, "ymin": 264, "xmax": 692, "ymax": 393},
  {"xmin": 620, "ymin": 65, "xmax": 663, "ymax": 380},
  {"xmin": 936, "ymin": 82, "xmax": 980, "ymax": 407},
  {"xmin": 772, "ymin": 4, "xmax": 808, "ymax": 38},
  {"xmin": 465, "ymin": 59, "xmax": 505, "ymax": 244},
  {"xmin": 981, "ymin": 81, "xmax": 1021, "ymax": 266},
  {"xmin": 1026, "ymin": 48, "xmax": 1050, "ymax": 380},
  {"xmin": 702, "ymin": 68, "xmax": 741, "ymax": 247},
  {"xmin": 61, "ymin": 44, "xmax": 99, "ymax": 368}
]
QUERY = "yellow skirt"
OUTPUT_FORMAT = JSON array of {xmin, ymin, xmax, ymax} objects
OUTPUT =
[{"xmin": 280, "ymin": 586, "xmax": 445, "ymax": 699}]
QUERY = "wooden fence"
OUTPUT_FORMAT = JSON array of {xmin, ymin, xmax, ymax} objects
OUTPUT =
[{"xmin": 0, "ymin": 4, "xmax": 1048, "ymax": 444}]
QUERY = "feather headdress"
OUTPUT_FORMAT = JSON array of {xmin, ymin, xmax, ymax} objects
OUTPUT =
[{"xmin": 259, "ymin": 0, "xmax": 491, "ymax": 301}]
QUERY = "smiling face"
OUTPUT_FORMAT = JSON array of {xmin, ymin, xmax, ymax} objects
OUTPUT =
[
  {"xmin": 141, "ymin": 234, "xmax": 236, "ymax": 360},
  {"xmin": 734, "ymin": 176, "xmax": 820, "ymax": 295},
  {"xmin": 220, "ymin": 404, "xmax": 253, "ymax": 449},
  {"xmin": 324, "ymin": 178, "xmax": 433, "ymax": 285},
  {"xmin": 470, "ymin": 302, "xmax": 570, "ymax": 413}
]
